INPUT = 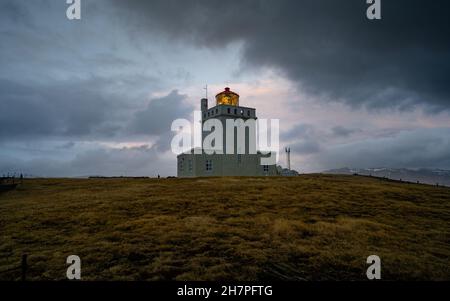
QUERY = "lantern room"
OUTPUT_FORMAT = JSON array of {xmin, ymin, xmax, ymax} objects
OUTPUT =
[{"xmin": 215, "ymin": 87, "xmax": 239, "ymax": 106}]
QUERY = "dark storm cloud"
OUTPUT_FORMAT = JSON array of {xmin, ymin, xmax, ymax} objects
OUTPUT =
[
  {"xmin": 315, "ymin": 128, "xmax": 450, "ymax": 170},
  {"xmin": 281, "ymin": 124, "xmax": 316, "ymax": 141},
  {"xmin": 0, "ymin": 144, "xmax": 173, "ymax": 177},
  {"xmin": 129, "ymin": 90, "xmax": 192, "ymax": 136},
  {"xmin": 128, "ymin": 90, "xmax": 193, "ymax": 152},
  {"xmin": 1, "ymin": 0, "xmax": 448, "ymax": 176},
  {"xmin": 0, "ymin": 0, "xmax": 33, "ymax": 24},
  {"xmin": 66, "ymin": 145, "xmax": 162, "ymax": 176},
  {"xmin": 282, "ymin": 124, "xmax": 322, "ymax": 155},
  {"xmin": 112, "ymin": 0, "xmax": 450, "ymax": 111},
  {"xmin": 291, "ymin": 140, "xmax": 321, "ymax": 155},
  {"xmin": 282, "ymin": 123, "xmax": 450, "ymax": 170},
  {"xmin": 57, "ymin": 142, "xmax": 76, "ymax": 149},
  {"xmin": 331, "ymin": 126, "xmax": 359, "ymax": 138},
  {"xmin": 0, "ymin": 0, "xmax": 168, "ymax": 143},
  {"xmin": 0, "ymin": 77, "xmax": 126, "ymax": 140}
]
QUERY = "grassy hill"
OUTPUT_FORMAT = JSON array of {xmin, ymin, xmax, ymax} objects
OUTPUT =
[{"xmin": 0, "ymin": 175, "xmax": 449, "ymax": 281}]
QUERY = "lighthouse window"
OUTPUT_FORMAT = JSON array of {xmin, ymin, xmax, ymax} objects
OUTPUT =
[
  {"xmin": 203, "ymin": 113, "xmax": 206, "ymax": 119},
  {"xmin": 179, "ymin": 158, "xmax": 184, "ymax": 171},
  {"xmin": 234, "ymin": 109, "xmax": 237, "ymax": 114},
  {"xmin": 216, "ymin": 109, "xmax": 218, "ymax": 114},
  {"xmin": 206, "ymin": 160, "xmax": 213, "ymax": 171},
  {"xmin": 247, "ymin": 110, "xmax": 250, "ymax": 116},
  {"xmin": 263, "ymin": 165, "xmax": 269, "ymax": 172},
  {"xmin": 227, "ymin": 108, "xmax": 230, "ymax": 114}
]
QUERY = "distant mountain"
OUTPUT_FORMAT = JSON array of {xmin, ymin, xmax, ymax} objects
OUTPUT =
[{"xmin": 323, "ymin": 167, "xmax": 450, "ymax": 187}]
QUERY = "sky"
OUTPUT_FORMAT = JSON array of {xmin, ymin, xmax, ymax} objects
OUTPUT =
[{"xmin": 0, "ymin": 0, "xmax": 449, "ymax": 177}]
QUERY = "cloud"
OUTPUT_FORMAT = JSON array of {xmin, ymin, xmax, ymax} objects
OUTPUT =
[
  {"xmin": 67, "ymin": 145, "xmax": 164, "ymax": 176},
  {"xmin": 302, "ymin": 128, "xmax": 450, "ymax": 171},
  {"xmin": 282, "ymin": 122, "xmax": 450, "ymax": 171},
  {"xmin": 331, "ymin": 126, "xmax": 359, "ymax": 138},
  {"xmin": 282, "ymin": 124, "xmax": 316, "ymax": 141},
  {"xmin": 281, "ymin": 124, "xmax": 322, "ymax": 155},
  {"xmin": 291, "ymin": 140, "xmax": 321, "ymax": 155},
  {"xmin": 112, "ymin": 0, "xmax": 450, "ymax": 112},
  {"xmin": 0, "ymin": 143, "xmax": 173, "ymax": 177},
  {"xmin": 1, "ymin": 0, "xmax": 449, "ymax": 176},
  {"xmin": 57, "ymin": 142, "xmax": 76, "ymax": 149},
  {"xmin": 0, "ymin": 77, "xmax": 129, "ymax": 140},
  {"xmin": 128, "ymin": 90, "xmax": 192, "ymax": 136}
]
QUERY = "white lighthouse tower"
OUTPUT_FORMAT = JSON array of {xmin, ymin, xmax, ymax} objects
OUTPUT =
[{"xmin": 177, "ymin": 87, "xmax": 277, "ymax": 177}]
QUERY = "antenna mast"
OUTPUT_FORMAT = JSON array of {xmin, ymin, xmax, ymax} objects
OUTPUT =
[
  {"xmin": 285, "ymin": 147, "xmax": 291, "ymax": 170},
  {"xmin": 204, "ymin": 84, "xmax": 208, "ymax": 99}
]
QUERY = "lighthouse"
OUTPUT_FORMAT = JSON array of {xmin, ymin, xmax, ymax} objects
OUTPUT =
[{"xmin": 177, "ymin": 87, "xmax": 277, "ymax": 177}]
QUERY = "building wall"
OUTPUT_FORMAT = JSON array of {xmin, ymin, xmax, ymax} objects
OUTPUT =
[
  {"xmin": 177, "ymin": 152, "xmax": 278, "ymax": 177},
  {"xmin": 177, "ymin": 101, "xmax": 277, "ymax": 177},
  {"xmin": 202, "ymin": 104, "xmax": 257, "ymax": 156}
]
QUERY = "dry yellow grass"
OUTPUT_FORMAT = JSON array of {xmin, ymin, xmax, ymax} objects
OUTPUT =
[{"xmin": 0, "ymin": 174, "xmax": 449, "ymax": 280}]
